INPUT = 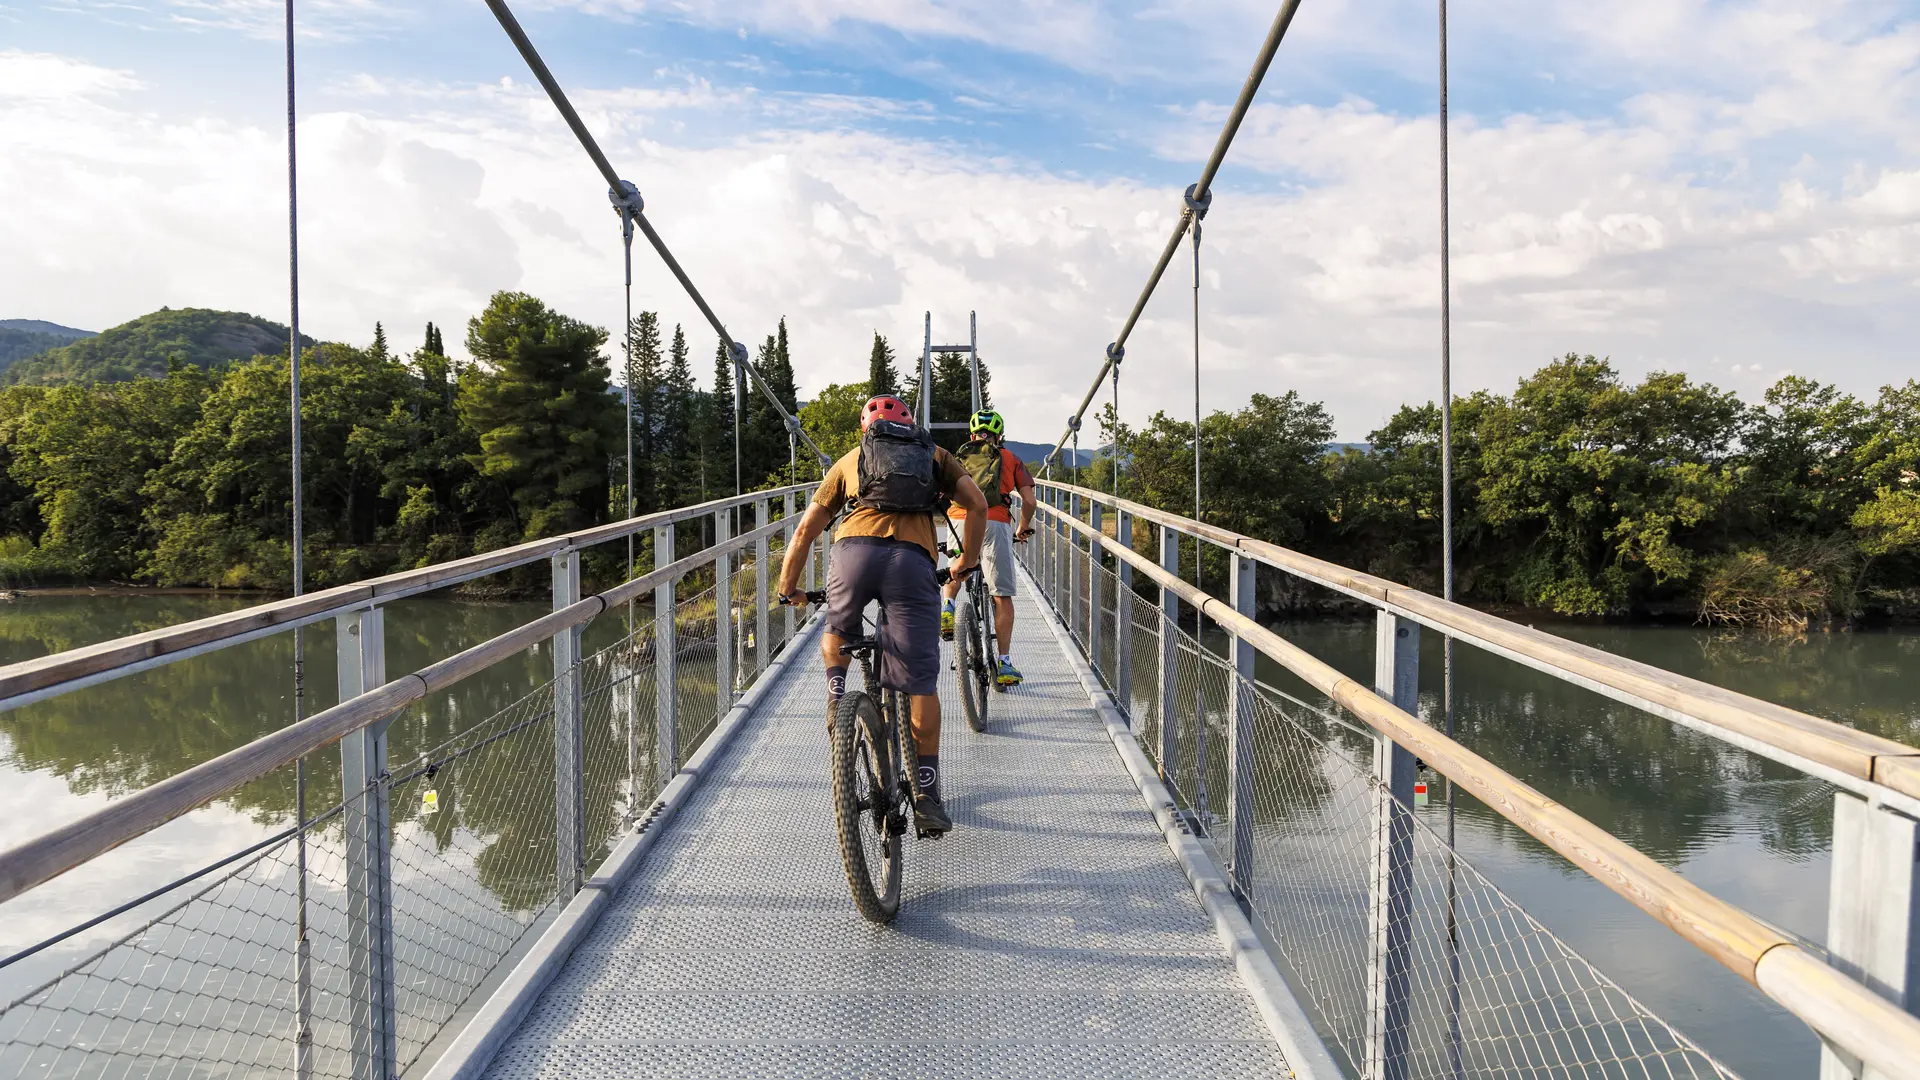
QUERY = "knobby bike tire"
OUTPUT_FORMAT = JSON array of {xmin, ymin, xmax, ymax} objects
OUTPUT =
[
  {"xmin": 956, "ymin": 602, "xmax": 988, "ymax": 732},
  {"xmin": 831, "ymin": 691, "xmax": 902, "ymax": 923}
]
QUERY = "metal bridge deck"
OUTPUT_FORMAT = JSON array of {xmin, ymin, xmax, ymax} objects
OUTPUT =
[{"xmin": 477, "ymin": 588, "xmax": 1292, "ymax": 1079}]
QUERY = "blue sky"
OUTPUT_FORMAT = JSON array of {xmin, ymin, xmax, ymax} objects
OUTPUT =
[{"xmin": 3, "ymin": 1, "xmax": 1918, "ymax": 439}]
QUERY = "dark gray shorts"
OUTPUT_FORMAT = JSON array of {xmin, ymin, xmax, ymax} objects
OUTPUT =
[{"xmin": 825, "ymin": 537, "xmax": 941, "ymax": 696}]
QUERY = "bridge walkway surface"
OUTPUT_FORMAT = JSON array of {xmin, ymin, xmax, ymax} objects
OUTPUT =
[{"xmin": 465, "ymin": 579, "xmax": 1296, "ymax": 1080}]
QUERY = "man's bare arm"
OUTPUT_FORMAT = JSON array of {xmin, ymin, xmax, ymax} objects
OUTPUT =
[{"xmin": 776, "ymin": 503, "xmax": 834, "ymax": 604}]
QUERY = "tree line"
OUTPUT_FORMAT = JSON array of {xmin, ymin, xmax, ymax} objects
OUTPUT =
[
  {"xmin": 0, "ymin": 291, "xmax": 995, "ymax": 592},
  {"xmin": 1093, "ymin": 356, "xmax": 1920, "ymax": 628}
]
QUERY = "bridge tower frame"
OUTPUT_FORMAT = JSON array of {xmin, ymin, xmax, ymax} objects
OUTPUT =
[{"xmin": 917, "ymin": 311, "xmax": 983, "ymax": 431}]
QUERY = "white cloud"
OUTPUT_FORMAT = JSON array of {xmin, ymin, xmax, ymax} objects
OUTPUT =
[
  {"xmin": 4, "ymin": 31, "xmax": 1920, "ymax": 444},
  {"xmin": 0, "ymin": 48, "xmax": 140, "ymax": 99}
]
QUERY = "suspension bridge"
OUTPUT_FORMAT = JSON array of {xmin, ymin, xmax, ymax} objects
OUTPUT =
[{"xmin": 2, "ymin": 3, "xmax": 1919, "ymax": 1080}]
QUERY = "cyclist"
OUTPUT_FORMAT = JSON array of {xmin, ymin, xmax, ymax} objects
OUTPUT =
[
  {"xmin": 777, "ymin": 394, "xmax": 988, "ymax": 836},
  {"xmin": 940, "ymin": 410, "xmax": 1036, "ymax": 687}
]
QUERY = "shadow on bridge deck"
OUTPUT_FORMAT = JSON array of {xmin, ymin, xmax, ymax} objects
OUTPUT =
[{"xmin": 445, "ymin": 587, "xmax": 1297, "ymax": 1080}]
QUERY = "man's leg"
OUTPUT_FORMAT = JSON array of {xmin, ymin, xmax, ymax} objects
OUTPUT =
[
  {"xmin": 982, "ymin": 519, "xmax": 1022, "ymax": 685},
  {"xmin": 910, "ymin": 692, "xmax": 941, "ymax": 758},
  {"xmin": 821, "ymin": 631, "xmax": 849, "ymax": 724}
]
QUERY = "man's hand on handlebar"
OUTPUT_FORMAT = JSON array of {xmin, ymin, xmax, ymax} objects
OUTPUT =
[
  {"xmin": 778, "ymin": 588, "xmax": 827, "ymax": 608},
  {"xmin": 1013, "ymin": 527, "xmax": 1035, "ymax": 542}
]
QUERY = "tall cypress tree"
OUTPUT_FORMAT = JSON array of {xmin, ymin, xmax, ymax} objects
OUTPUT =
[
  {"xmin": 701, "ymin": 338, "xmax": 738, "ymax": 498},
  {"xmin": 371, "ymin": 322, "xmax": 389, "ymax": 362},
  {"xmin": 867, "ymin": 332, "xmax": 898, "ymax": 398},
  {"xmin": 628, "ymin": 311, "xmax": 666, "ymax": 513},
  {"xmin": 659, "ymin": 323, "xmax": 694, "ymax": 506}
]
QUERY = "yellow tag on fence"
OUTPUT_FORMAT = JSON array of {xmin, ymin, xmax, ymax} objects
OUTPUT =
[{"xmin": 421, "ymin": 788, "xmax": 440, "ymax": 815}]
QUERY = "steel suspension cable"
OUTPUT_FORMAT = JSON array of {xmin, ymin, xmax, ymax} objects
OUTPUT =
[
  {"xmin": 1041, "ymin": 0, "xmax": 1305, "ymax": 474},
  {"xmin": 1438, "ymin": 1, "xmax": 1464, "ymax": 1077},
  {"xmin": 481, "ymin": 0, "xmax": 828, "ymax": 469},
  {"xmin": 283, "ymin": 2, "xmax": 312, "ymax": 1076},
  {"xmin": 1191, "ymin": 218, "xmax": 1204, "ymax": 596}
]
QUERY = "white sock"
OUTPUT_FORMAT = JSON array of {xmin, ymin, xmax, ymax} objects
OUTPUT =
[{"xmin": 998, "ymin": 654, "xmax": 1012, "ymax": 664}]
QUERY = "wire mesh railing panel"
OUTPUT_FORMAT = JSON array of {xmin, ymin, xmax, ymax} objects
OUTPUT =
[
  {"xmin": 671, "ymin": 582, "xmax": 723, "ymax": 767},
  {"xmin": 0, "ymin": 575, "xmax": 773, "ymax": 1080},
  {"xmin": 380, "ymin": 677, "xmax": 562, "ymax": 1071},
  {"xmin": 0, "ymin": 811, "xmax": 357, "ymax": 1080},
  {"xmin": 1025, "ymin": 548, "xmax": 1738, "ymax": 1080},
  {"xmin": 1128, "ymin": 588, "xmax": 1161, "ymax": 760}
]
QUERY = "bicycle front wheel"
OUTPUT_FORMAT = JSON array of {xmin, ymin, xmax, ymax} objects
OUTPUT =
[
  {"xmin": 956, "ymin": 601, "xmax": 989, "ymax": 731},
  {"xmin": 831, "ymin": 691, "xmax": 903, "ymax": 923}
]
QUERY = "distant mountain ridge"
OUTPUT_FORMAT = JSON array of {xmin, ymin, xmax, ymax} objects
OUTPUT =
[
  {"xmin": 0, "ymin": 320, "xmax": 97, "ymax": 374},
  {"xmin": 0, "ymin": 319, "xmax": 93, "ymax": 339},
  {"xmin": 2, "ymin": 308, "xmax": 311, "ymax": 385}
]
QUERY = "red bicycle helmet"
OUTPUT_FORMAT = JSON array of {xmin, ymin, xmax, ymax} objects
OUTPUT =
[{"xmin": 860, "ymin": 395, "xmax": 913, "ymax": 431}]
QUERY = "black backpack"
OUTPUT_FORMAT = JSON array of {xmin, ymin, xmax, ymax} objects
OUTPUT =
[{"xmin": 855, "ymin": 420, "xmax": 942, "ymax": 512}]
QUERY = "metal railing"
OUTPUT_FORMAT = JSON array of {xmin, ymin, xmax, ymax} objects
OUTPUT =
[
  {"xmin": 1023, "ymin": 480, "xmax": 1920, "ymax": 1080},
  {"xmin": 0, "ymin": 484, "xmax": 822, "ymax": 1080}
]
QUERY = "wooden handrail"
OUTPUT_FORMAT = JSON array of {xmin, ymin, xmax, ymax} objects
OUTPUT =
[
  {"xmin": 1037, "ymin": 480, "xmax": 1920, "ymax": 806},
  {"xmin": 0, "ymin": 512, "xmax": 794, "ymax": 906},
  {"xmin": 1038, "ymin": 498, "xmax": 1920, "ymax": 1080},
  {"xmin": 0, "ymin": 485, "xmax": 813, "ymax": 709}
]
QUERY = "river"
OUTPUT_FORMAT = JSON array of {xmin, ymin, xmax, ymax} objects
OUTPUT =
[{"xmin": 0, "ymin": 593, "xmax": 1914, "ymax": 1080}]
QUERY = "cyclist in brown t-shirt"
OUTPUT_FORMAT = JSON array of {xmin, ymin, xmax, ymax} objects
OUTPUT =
[{"xmin": 777, "ymin": 395, "xmax": 987, "ymax": 835}]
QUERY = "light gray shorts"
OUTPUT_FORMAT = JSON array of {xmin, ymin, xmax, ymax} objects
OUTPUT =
[{"xmin": 981, "ymin": 519, "xmax": 1016, "ymax": 597}]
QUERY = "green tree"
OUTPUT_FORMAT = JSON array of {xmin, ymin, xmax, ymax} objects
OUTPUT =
[
  {"xmin": 457, "ymin": 292, "xmax": 621, "ymax": 543},
  {"xmin": 799, "ymin": 380, "xmax": 870, "ymax": 465},
  {"xmin": 657, "ymin": 323, "xmax": 696, "ymax": 506},
  {"xmin": 371, "ymin": 322, "xmax": 390, "ymax": 362},
  {"xmin": 626, "ymin": 311, "xmax": 666, "ymax": 514},
  {"xmin": 867, "ymin": 332, "xmax": 899, "ymax": 398},
  {"xmin": 695, "ymin": 338, "xmax": 738, "ymax": 500}
]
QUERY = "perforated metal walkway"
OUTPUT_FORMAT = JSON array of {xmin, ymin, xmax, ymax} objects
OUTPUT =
[{"xmin": 478, "ymin": 588, "xmax": 1293, "ymax": 1079}]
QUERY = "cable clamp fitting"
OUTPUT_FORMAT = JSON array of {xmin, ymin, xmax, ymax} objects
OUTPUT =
[
  {"xmin": 1067, "ymin": 415, "xmax": 1082, "ymax": 433},
  {"xmin": 608, "ymin": 180, "xmax": 644, "ymax": 217},
  {"xmin": 1183, "ymin": 183, "xmax": 1212, "ymax": 220},
  {"xmin": 1106, "ymin": 342, "xmax": 1124, "ymax": 366},
  {"xmin": 728, "ymin": 341, "xmax": 749, "ymax": 367},
  {"xmin": 785, "ymin": 415, "xmax": 802, "ymax": 435}
]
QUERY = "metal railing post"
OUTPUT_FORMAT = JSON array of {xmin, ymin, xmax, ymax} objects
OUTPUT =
[
  {"xmin": 714, "ymin": 509, "xmax": 734, "ymax": 711},
  {"xmin": 1367, "ymin": 610, "xmax": 1418, "ymax": 1080},
  {"xmin": 552, "ymin": 549, "xmax": 584, "ymax": 900},
  {"xmin": 1116, "ymin": 508, "xmax": 1133, "ymax": 720},
  {"xmin": 654, "ymin": 522, "xmax": 677, "ymax": 791},
  {"xmin": 784, "ymin": 491, "xmax": 799, "ymax": 643},
  {"xmin": 337, "ymin": 607, "xmax": 396, "ymax": 1080},
  {"xmin": 755, "ymin": 499, "xmax": 770, "ymax": 677},
  {"xmin": 1068, "ymin": 493, "xmax": 1082, "ymax": 643},
  {"xmin": 1821, "ymin": 795, "xmax": 1920, "ymax": 1080},
  {"xmin": 1088, "ymin": 499, "xmax": 1104, "ymax": 674},
  {"xmin": 1158, "ymin": 524, "xmax": 1180, "ymax": 778},
  {"xmin": 1228, "ymin": 553, "xmax": 1256, "ymax": 890}
]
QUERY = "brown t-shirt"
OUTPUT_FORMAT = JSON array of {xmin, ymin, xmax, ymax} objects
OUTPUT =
[{"xmin": 812, "ymin": 444, "xmax": 968, "ymax": 562}]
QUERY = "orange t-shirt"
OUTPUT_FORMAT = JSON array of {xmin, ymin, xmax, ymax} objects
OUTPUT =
[
  {"xmin": 948, "ymin": 444, "xmax": 1033, "ymax": 524},
  {"xmin": 812, "ymin": 445, "xmax": 968, "ymax": 562}
]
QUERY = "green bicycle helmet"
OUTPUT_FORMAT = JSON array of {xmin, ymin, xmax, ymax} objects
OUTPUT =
[{"xmin": 968, "ymin": 409, "xmax": 1005, "ymax": 439}]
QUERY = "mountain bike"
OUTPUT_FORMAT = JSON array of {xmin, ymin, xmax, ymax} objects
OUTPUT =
[{"xmin": 782, "ymin": 568, "xmax": 961, "ymax": 924}]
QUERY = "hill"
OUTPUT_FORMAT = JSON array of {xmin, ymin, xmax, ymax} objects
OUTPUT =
[
  {"xmin": 1005, "ymin": 439, "xmax": 1093, "ymax": 469},
  {"xmin": 0, "ymin": 319, "xmax": 92, "ymax": 338},
  {"xmin": 2, "ymin": 308, "xmax": 311, "ymax": 385},
  {"xmin": 0, "ymin": 321, "xmax": 96, "ymax": 374}
]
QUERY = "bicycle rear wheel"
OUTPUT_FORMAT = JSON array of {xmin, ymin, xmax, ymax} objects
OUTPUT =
[
  {"xmin": 956, "ymin": 600, "xmax": 988, "ymax": 731},
  {"xmin": 831, "ymin": 690, "xmax": 903, "ymax": 923}
]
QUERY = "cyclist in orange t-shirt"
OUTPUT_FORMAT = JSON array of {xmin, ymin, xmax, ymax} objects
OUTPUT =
[{"xmin": 941, "ymin": 410, "xmax": 1035, "ymax": 686}]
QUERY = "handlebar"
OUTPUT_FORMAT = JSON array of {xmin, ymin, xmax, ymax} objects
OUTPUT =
[{"xmin": 777, "ymin": 589, "xmax": 828, "ymax": 606}]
